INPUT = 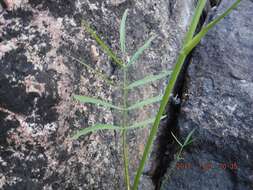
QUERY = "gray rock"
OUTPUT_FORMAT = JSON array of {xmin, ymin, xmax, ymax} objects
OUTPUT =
[
  {"xmin": 0, "ymin": 0, "xmax": 195, "ymax": 189},
  {"xmin": 161, "ymin": 0, "xmax": 253, "ymax": 189}
]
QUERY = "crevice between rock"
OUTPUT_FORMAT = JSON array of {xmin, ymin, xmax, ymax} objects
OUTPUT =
[{"xmin": 149, "ymin": 1, "xmax": 221, "ymax": 189}]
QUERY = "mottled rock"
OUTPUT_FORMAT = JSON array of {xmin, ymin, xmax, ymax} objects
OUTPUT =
[
  {"xmin": 0, "ymin": 0, "xmax": 195, "ymax": 189},
  {"xmin": 161, "ymin": 0, "xmax": 253, "ymax": 189},
  {"xmin": 2, "ymin": 0, "xmax": 28, "ymax": 11}
]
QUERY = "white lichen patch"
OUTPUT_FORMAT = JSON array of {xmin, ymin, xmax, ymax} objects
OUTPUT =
[
  {"xmin": 24, "ymin": 75, "xmax": 46, "ymax": 96},
  {"xmin": 107, "ymin": 0, "xmax": 127, "ymax": 6},
  {"xmin": 0, "ymin": 39, "xmax": 18, "ymax": 58},
  {"xmin": 90, "ymin": 45, "xmax": 100, "ymax": 62},
  {"xmin": 0, "ymin": 174, "xmax": 6, "ymax": 189},
  {"xmin": 3, "ymin": 0, "xmax": 28, "ymax": 10},
  {"xmin": 24, "ymin": 11, "xmax": 64, "ymax": 70}
]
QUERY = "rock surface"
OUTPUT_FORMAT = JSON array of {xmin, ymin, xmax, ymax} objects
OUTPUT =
[
  {"xmin": 0, "ymin": 0, "xmax": 195, "ymax": 189},
  {"xmin": 161, "ymin": 0, "xmax": 253, "ymax": 189}
]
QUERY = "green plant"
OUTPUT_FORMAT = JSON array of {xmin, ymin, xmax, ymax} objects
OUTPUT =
[
  {"xmin": 171, "ymin": 129, "xmax": 196, "ymax": 160},
  {"xmin": 71, "ymin": 9, "xmax": 169, "ymax": 190},
  {"xmin": 71, "ymin": 0, "xmax": 241, "ymax": 189}
]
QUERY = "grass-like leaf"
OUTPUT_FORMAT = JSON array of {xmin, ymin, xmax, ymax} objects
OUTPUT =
[
  {"xmin": 171, "ymin": 132, "xmax": 183, "ymax": 147},
  {"xmin": 81, "ymin": 20, "xmax": 124, "ymax": 67},
  {"xmin": 72, "ymin": 124, "xmax": 120, "ymax": 139},
  {"xmin": 127, "ymin": 35, "xmax": 157, "ymax": 66},
  {"xmin": 127, "ymin": 95, "xmax": 162, "ymax": 110},
  {"xmin": 74, "ymin": 94, "xmax": 163, "ymax": 111},
  {"xmin": 128, "ymin": 115, "xmax": 167, "ymax": 129},
  {"xmin": 171, "ymin": 128, "xmax": 196, "ymax": 148},
  {"xmin": 120, "ymin": 9, "xmax": 128, "ymax": 53},
  {"xmin": 74, "ymin": 95, "xmax": 123, "ymax": 110},
  {"xmin": 126, "ymin": 70, "xmax": 171, "ymax": 90},
  {"xmin": 72, "ymin": 115, "xmax": 167, "ymax": 140},
  {"xmin": 171, "ymin": 129, "xmax": 196, "ymax": 163},
  {"xmin": 183, "ymin": 128, "xmax": 196, "ymax": 147}
]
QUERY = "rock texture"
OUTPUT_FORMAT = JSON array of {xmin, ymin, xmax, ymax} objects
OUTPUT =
[
  {"xmin": 0, "ymin": 0, "xmax": 195, "ymax": 189},
  {"xmin": 161, "ymin": 0, "xmax": 253, "ymax": 189}
]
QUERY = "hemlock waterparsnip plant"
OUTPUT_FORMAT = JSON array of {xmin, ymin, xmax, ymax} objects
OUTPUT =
[{"xmin": 70, "ymin": 0, "xmax": 241, "ymax": 189}]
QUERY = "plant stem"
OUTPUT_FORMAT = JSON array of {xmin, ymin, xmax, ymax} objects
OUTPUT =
[
  {"xmin": 122, "ymin": 65, "xmax": 131, "ymax": 190},
  {"xmin": 177, "ymin": 146, "xmax": 184, "ymax": 160},
  {"xmin": 132, "ymin": 52, "xmax": 187, "ymax": 190}
]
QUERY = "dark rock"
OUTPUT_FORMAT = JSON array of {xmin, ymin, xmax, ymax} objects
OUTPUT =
[
  {"xmin": 161, "ymin": 0, "xmax": 253, "ymax": 189},
  {"xmin": 29, "ymin": 0, "xmax": 76, "ymax": 18}
]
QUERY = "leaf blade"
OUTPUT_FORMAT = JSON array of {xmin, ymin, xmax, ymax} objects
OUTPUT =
[
  {"xmin": 126, "ymin": 70, "xmax": 171, "ymax": 90},
  {"xmin": 127, "ymin": 95, "xmax": 162, "ymax": 110},
  {"xmin": 171, "ymin": 132, "xmax": 183, "ymax": 147},
  {"xmin": 72, "ymin": 124, "xmax": 119, "ymax": 139},
  {"xmin": 128, "ymin": 115, "xmax": 167, "ymax": 129},
  {"xmin": 120, "ymin": 9, "xmax": 128, "ymax": 53},
  {"xmin": 81, "ymin": 20, "xmax": 124, "ymax": 67},
  {"xmin": 183, "ymin": 128, "xmax": 196, "ymax": 147},
  {"xmin": 74, "ymin": 95, "xmax": 123, "ymax": 110},
  {"xmin": 71, "ymin": 115, "xmax": 167, "ymax": 139},
  {"xmin": 128, "ymin": 35, "xmax": 157, "ymax": 66}
]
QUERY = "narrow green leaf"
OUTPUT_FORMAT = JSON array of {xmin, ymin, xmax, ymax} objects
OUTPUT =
[
  {"xmin": 81, "ymin": 20, "xmax": 124, "ymax": 67},
  {"xmin": 126, "ymin": 70, "xmax": 171, "ymax": 90},
  {"xmin": 183, "ymin": 0, "xmax": 242, "ymax": 56},
  {"xmin": 120, "ymin": 9, "xmax": 128, "ymax": 53},
  {"xmin": 72, "ymin": 124, "xmax": 119, "ymax": 139},
  {"xmin": 185, "ymin": 138, "xmax": 195, "ymax": 146},
  {"xmin": 74, "ymin": 95, "xmax": 123, "ymax": 110},
  {"xmin": 68, "ymin": 55, "xmax": 116, "ymax": 86},
  {"xmin": 128, "ymin": 35, "xmax": 157, "ymax": 66},
  {"xmin": 171, "ymin": 132, "xmax": 183, "ymax": 147},
  {"xmin": 183, "ymin": 128, "xmax": 196, "ymax": 147},
  {"xmin": 128, "ymin": 115, "xmax": 167, "ymax": 129},
  {"xmin": 127, "ymin": 95, "xmax": 163, "ymax": 110},
  {"xmin": 71, "ymin": 115, "xmax": 166, "ymax": 139}
]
